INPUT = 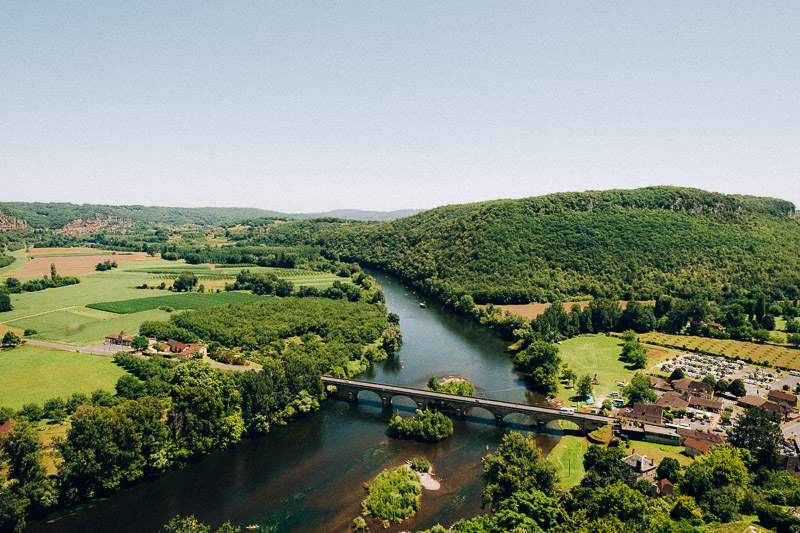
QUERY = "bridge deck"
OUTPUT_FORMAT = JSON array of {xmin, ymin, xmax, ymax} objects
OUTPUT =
[{"xmin": 321, "ymin": 376, "xmax": 613, "ymax": 424}]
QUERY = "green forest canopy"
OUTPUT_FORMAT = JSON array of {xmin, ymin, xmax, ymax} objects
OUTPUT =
[{"xmin": 256, "ymin": 186, "xmax": 800, "ymax": 304}]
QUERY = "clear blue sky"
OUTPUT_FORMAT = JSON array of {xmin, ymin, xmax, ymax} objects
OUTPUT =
[{"xmin": 1, "ymin": 2, "xmax": 798, "ymax": 212}]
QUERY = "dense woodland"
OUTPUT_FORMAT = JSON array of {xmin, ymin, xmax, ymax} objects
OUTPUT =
[{"xmin": 253, "ymin": 187, "xmax": 800, "ymax": 305}]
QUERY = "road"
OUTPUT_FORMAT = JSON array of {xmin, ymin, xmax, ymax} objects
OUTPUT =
[{"xmin": 19, "ymin": 339, "xmax": 258, "ymax": 372}]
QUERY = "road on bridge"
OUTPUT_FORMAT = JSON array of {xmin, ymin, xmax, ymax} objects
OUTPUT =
[{"xmin": 321, "ymin": 376, "xmax": 614, "ymax": 429}]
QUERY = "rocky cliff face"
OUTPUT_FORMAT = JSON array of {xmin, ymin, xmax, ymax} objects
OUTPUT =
[
  {"xmin": 0, "ymin": 212, "xmax": 28, "ymax": 231},
  {"xmin": 54, "ymin": 216, "xmax": 133, "ymax": 235}
]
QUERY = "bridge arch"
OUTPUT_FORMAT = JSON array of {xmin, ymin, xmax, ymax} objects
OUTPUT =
[
  {"xmin": 389, "ymin": 394, "xmax": 427, "ymax": 411},
  {"xmin": 355, "ymin": 389, "xmax": 382, "ymax": 405}
]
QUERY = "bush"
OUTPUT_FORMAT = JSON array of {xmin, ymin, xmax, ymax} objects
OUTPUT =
[
  {"xmin": 361, "ymin": 467, "xmax": 421, "ymax": 523},
  {"xmin": 388, "ymin": 410, "xmax": 453, "ymax": 443},
  {"xmin": 411, "ymin": 458, "xmax": 431, "ymax": 472}
]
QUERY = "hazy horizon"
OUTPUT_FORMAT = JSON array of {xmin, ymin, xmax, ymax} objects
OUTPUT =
[{"xmin": 2, "ymin": 3, "xmax": 798, "ymax": 212}]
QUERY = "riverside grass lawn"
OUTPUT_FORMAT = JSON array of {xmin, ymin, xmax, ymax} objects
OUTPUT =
[
  {"xmin": 548, "ymin": 436, "xmax": 587, "ymax": 488},
  {"xmin": 0, "ymin": 249, "xmax": 349, "ymax": 346},
  {"xmin": 555, "ymin": 334, "xmax": 679, "ymax": 406},
  {"xmin": 0, "ymin": 345, "xmax": 128, "ymax": 409}
]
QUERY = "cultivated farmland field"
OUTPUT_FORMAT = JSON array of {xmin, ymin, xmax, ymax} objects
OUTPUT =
[
  {"xmin": 0, "ymin": 346, "xmax": 128, "ymax": 409},
  {"xmin": 0, "ymin": 248, "xmax": 353, "ymax": 347},
  {"xmin": 639, "ymin": 332, "xmax": 800, "ymax": 371},
  {"xmin": 478, "ymin": 300, "xmax": 652, "ymax": 320},
  {"xmin": 88, "ymin": 291, "xmax": 267, "ymax": 314}
]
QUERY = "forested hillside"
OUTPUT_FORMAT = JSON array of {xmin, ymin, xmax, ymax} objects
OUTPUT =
[
  {"xmin": 0, "ymin": 203, "xmax": 419, "ymax": 231},
  {"xmin": 0, "ymin": 202, "xmax": 283, "ymax": 229},
  {"xmin": 261, "ymin": 187, "xmax": 800, "ymax": 304}
]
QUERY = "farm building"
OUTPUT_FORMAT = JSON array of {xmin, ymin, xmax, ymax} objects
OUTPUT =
[
  {"xmin": 166, "ymin": 339, "xmax": 187, "ymax": 353},
  {"xmin": 738, "ymin": 395, "xmax": 768, "ymax": 409},
  {"xmin": 0, "ymin": 418, "xmax": 15, "ymax": 447},
  {"xmin": 687, "ymin": 397, "xmax": 723, "ymax": 413},
  {"xmin": 178, "ymin": 344, "xmax": 207, "ymax": 358},
  {"xmin": 784, "ymin": 455, "xmax": 800, "ymax": 481},
  {"xmin": 105, "ymin": 330, "xmax": 134, "ymax": 346},
  {"xmin": 650, "ymin": 376, "xmax": 671, "ymax": 391},
  {"xmin": 762, "ymin": 400, "xmax": 797, "ymax": 423},
  {"xmin": 672, "ymin": 378, "xmax": 714, "ymax": 399},
  {"xmin": 657, "ymin": 478, "xmax": 674, "ymax": 497},
  {"xmin": 676, "ymin": 428, "xmax": 726, "ymax": 446}
]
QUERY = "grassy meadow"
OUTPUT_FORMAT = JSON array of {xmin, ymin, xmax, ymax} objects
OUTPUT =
[
  {"xmin": 554, "ymin": 335, "xmax": 677, "ymax": 405},
  {"xmin": 548, "ymin": 435, "xmax": 587, "ymax": 488},
  {"xmin": 0, "ymin": 345, "xmax": 128, "ymax": 409}
]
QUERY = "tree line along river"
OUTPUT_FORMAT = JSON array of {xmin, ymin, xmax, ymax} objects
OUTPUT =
[{"xmin": 26, "ymin": 270, "xmax": 560, "ymax": 533}]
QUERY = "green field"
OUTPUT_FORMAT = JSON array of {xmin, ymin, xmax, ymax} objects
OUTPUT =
[
  {"xmin": 555, "ymin": 334, "xmax": 677, "ymax": 405},
  {"xmin": 0, "ymin": 249, "xmax": 29, "ymax": 274},
  {"xmin": 7, "ymin": 308, "xmax": 170, "ymax": 346},
  {"xmin": 548, "ymin": 436, "xmax": 587, "ymax": 488},
  {"xmin": 87, "ymin": 291, "xmax": 267, "ymax": 314},
  {"xmin": 556, "ymin": 335, "xmax": 631, "ymax": 405},
  {"xmin": 0, "ymin": 346, "xmax": 128, "ymax": 409},
  {"xmin": 0, "ymin": 259, "xmax": 187, "ymax": 322}
]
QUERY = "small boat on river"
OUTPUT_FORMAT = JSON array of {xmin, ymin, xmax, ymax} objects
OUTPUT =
[{"xmin": 419, "ymin": 302, "xmax": 427, "ymax": 308}]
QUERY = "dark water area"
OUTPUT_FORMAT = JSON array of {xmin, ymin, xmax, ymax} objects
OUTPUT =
[{"xmin": 27, "ymin": 270, "xmax": 558, "ymax": 533}]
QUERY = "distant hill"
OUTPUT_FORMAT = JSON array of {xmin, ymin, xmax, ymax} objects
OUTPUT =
[
  {"xmin": 0, "ymin": 202, "xmax": 285, "ymax": 231},
  {"xmin": 0, "ymin": 203, "xmax": 421, "ymax": 231},
  {"xmin": 291, "ymin": 209, "xmax": 424, "ymax": 222},
  {"xmin": 262, "ymin": 187, "xmax": 800, "ymax": 304}
]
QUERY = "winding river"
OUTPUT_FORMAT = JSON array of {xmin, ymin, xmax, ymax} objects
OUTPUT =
[{"xmin": 27, "ymin": 271, "xmax": 557, "ymax": 533}]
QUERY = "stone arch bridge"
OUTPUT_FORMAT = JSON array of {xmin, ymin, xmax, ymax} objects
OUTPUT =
[{"xmin": 321, "ymin": 376, "xmax": 613, "ymax": 434}]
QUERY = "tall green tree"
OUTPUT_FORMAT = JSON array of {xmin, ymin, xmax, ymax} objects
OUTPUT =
[
  {"xmin": 581, "ymin": 445, "xmax": 636, "ymax": 489},
  {"xmin": 576, "ymin": 374, "xmax": 593, "ymax": 401},
  {"xmin": 513, "ymin": 341, "xmax": 561, "ymax": 394},
  {"xmin": 2, "ymin": 420, "xmax": 51, "ymax": 513},
  {"xmin": 0, "ymin": 289, "xmax": 12, "ymax": 312},
  {"xmin": 622, "ymin": 372, "xmax": 657, "ymax": 405},
  {"xmin": 483, "ymin": 432, "xmax": 558, "ymax": 507},
  {"xmin": 729, "ymin": 407, "xmax": 783, "ymax": 470}
]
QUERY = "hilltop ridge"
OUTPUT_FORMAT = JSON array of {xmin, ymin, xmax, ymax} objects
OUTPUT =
[{"xmin": 259, "ymin": 187, "xmax": 800, "ymax": 304}]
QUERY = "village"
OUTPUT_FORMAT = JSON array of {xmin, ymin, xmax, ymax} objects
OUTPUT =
[{"xmin": 607, "ymin": 352, "xmax": 800, "ymax": 496}]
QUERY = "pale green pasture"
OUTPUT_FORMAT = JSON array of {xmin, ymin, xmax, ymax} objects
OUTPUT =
[
  {"xmin": 0, "ymin": 346, "xmax": 128, "ymax": 409},
  {"xmin": 0, "ymin": 249, "xmax": 29, "ymax": 274},
  {"xmin": 556, "ymin": 335, "xmax": 632, "ymax": 405},
  {"xmin": 8, "ymin": 308, "xmax": 170, "ymax": 346},
  {"xmin": 548, "ymin": 436, "xmax": 587, "ymax": 488}
]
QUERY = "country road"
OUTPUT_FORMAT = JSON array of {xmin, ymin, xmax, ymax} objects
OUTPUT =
[{"xmin": 19, "ymin": 339, "xmax": 258, "ymax": 372}]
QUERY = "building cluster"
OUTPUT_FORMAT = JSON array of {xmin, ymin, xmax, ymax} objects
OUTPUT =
[{"xmin": 104, "ymin": 330, "xmax": 206, "ymax": 358}]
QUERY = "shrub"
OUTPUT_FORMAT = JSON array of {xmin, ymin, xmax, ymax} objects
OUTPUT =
[
  {"xmin": 361, "ymin": 467, "xmax": 421, "ymax": 523},
  {"xmin": 388, "ymin": 410, "xmax": 453, "ymax": 443},
  {"xmin": 411, "ymin": 458, "xmax": 431, "ymax": 472}
]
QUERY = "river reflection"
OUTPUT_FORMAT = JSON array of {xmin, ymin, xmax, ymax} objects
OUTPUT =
[{"xmin": 27, "ymin": 270, "xmax": 558, "ymax": 533}]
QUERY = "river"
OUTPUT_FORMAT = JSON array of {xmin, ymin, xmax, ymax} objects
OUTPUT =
[{"xmin": 27, "ymin": 270, "xmax": 557, "ymax": 533}]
